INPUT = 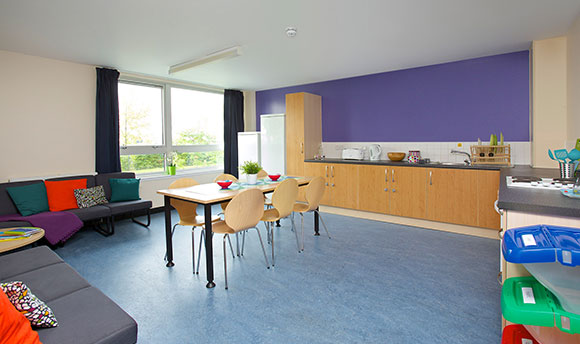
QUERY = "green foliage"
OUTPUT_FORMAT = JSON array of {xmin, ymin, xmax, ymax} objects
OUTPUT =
[
  {"xmin": 240, "ymin": 161, "xmax": 261, "ymax": 175},
  {"xmin": 120, "ymin": 154, "xmax": 164, "ymax": 173},
  {"xmin": 174, "ymin": 129, "xmax": 216, "ymax": 145}
]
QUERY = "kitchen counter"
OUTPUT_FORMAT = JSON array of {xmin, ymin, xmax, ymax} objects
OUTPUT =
[
  {"xmin": 304, "ymin": 158, "xmax": 502, "ymax": 170},
  {"xmin": 497, "ymin": 165, "xmax": 580, "ymax": 217}
]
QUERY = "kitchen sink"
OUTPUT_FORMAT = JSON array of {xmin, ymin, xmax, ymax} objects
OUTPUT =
[{"xmin": 434, "ymin": 162, "xmax": 470, "ymax": 166}]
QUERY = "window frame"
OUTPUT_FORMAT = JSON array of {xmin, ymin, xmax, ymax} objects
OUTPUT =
[{"xmin": 118, "ymin": 77, "xmax": 224, "ymax": 176}]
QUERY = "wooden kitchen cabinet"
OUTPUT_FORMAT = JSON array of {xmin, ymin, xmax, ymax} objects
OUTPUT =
[
  {"xmin": 285, "ymin": 93, "xmax": 322, "ymax": 176},
  {"xmin": 426, "ymin": 168, "xmax": 478, "ymax": 226},
  {"xmin": 477, "ymin": 170, "xmax": 500, "ymax": 229},
  {"xmin": 304, "ymin": 162, "xmax": 331, "ymax": 205},
  {"xmin": 389, "ymin": 166, "xmax": 427, "ymax": 219},
  {"xmin": 358, "ymin": 165, "xmax": 388, "ymax": 213},
  {"xmin": 304, "ymin": 162, "xmax": 358, "ymax": 208}
]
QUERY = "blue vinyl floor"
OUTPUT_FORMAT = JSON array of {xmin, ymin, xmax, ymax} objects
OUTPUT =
[{"xmin": 55, "ymin": 209, "xmax": 501, "ymax": 344}]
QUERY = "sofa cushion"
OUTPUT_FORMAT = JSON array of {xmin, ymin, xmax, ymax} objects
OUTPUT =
[
  {"xmin": 1, "ymin": 281, "xmax": 58, "ymax": 328},
  {"xmin": 95, "ymin": 173, "xmax": 136, "ymax": 200},
  {"xmin": 6, "ymin": 183, "xmax": 49, "ymax": 217},
  {"xmin": 74, "ymin": 186, "xmax": 108, "ymax": 208},
  {"xmin": 37, "ymin": 287, "xmax": 138, "ymax": 344},
  {"xmin": 64, "ymin": 206, "xmax": 111, "ymax": 222},
  {"xmin": 0, "ymin": 289, "xmax": 41, "ymax": 344},
  {"xmin": 44, "ymin": 179, "xmax": 87, "ymax": 212},
  {"xmin": 109, "ymin": 179, "xmax": 140, "ymax": 202},
  {"xmin": 104, "ymin": 200, "xmax": 152, "ymax": 216},
  {"xmin": 0, "ymin": 246, "xmax": 63, "ymax": 281},
  {"xmin": 0, "ymin": 180, "xmax": 44, "ymax": 217}
]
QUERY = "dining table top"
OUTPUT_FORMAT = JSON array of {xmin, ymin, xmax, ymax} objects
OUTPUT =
[{"xmin": 157, "ymin": 176, "xmax": 313, "ymax": 205}]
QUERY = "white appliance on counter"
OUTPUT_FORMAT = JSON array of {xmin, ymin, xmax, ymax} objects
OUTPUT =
[
  {"xmin": 342, "ymin": 148, "xmax": 365, "ymax": 160},
  {"xmin": 369, "ymin": 144, "xmax": 381, "ymax": 160},
  {"xmin": 260, "ymin": 114, "xmax": 286, "ymax": 174},
  {"xmin": 237, "ymin": 132, "xmax": 261, "ymax": 176}
]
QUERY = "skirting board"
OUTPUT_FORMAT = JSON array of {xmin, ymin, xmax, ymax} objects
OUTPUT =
[{"xmin": 319, "ymin": 206, "xmax": 499, "ymax": 240}]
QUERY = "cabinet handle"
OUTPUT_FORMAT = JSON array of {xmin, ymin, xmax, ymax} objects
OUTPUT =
[
  {"xmin": 331, "ymin": 166, "xmax": 334, "ymax": 178},
  {"xmin": 385, "ymin": 168, "xmax": 388, "ymax": 182},
  {"xmin": 384, "ymin": 188, "xmax": 388, "ymax": 192},
  {"xmin": 392, "ymin": 169, "xmax": 395, "ymax": 183},
  {"xmin": 325, "ymin": 165, "xmax": 328, "ymax": 178},
  {"xmin": 301, "ymin": 142, "xmax": 304, "ymax": 154},
  {"xmin": 331, "ymin": 183, "xmax": 335, "ymax": 187},
  {"xmin": 392, "ymin": 188, "xmax": 396, "ymax": 193},
  {"xmin": 429, "ymin": 171, "xmax": 432, "ymax": 185}
]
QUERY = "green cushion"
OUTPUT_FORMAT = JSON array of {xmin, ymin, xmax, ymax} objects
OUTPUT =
[
  {"xmin": 6, "ymin": 183, "xmax": 50, "ymax": 216},
  {"xmin": 109, "ymin": 178, "xmax": 141, "ymax": 202}
]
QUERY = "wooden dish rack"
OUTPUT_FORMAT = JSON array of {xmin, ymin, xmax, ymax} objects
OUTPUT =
[{"xmin": 470, "ymin": 145, "xmax": 511, "ymax": 165}]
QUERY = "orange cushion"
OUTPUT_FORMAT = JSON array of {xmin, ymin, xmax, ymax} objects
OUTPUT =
[
  {"xmin": 0, "ymin": 289, "xmax": 40, "ymax": 344},
  {"xmin": 45, "ymin": 179, "xmax": 87, "ymax": 212}
]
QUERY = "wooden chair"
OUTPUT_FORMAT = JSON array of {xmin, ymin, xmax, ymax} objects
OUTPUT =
[
  {"xmin": 214, "ymin": 173, "xmax": 238, "ymax": 211},
  {"xmin": 257, "ymin": 169, "xmax": 268, "ymax": 179},
  {"xmin": 205, "ymin": 188, "xmax": 269, "ymax": 289},
  {"xmin": 167, "ymin": 178, "xmax": 220, "ymax": 273},
  {"xmin": 292, "ymin": 176, "xmax": 331, "ymax": 251},
  {"xmin": 259, "ymin": 179, "xmax": 299, "ymax": 265}
]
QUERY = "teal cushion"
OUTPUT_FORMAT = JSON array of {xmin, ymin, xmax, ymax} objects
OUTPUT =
[
  {"xmin": 6, "ymin": 183, "xmax": 50, "ymax": 216},
  {"xmin": 109, "ymin": 178, "xmax": 141, "ymax": 202}
]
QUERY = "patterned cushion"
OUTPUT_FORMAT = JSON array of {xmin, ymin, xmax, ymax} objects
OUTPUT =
[
  {"xmin": 0, "ymin": 281, "xmax": 58, "ymax": 328},
  {"xmin": 73, "ymin": 185, "xmax": 109, "ymax": 208}
]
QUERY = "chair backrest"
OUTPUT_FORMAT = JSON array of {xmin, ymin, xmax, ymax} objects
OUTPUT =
[
  {"xmin": 257, "ymin": 170, "xmax": 268, "ymax": 179},
  {"xmin": 224, "ymin": 189, "xmax": 265, "ymax": 232},
  {"xmin": 272, "ymin": 179, "xmax": 299, "ymax": 218},
  {"xmin": 305, "ymin": 176, "xmax": 326, "ymax": 211},
  {"xmin": 169, "ymin": 178, "xmax": 199, "ymax": 224},
  {"xmin": 214, "ymin": 173, "xmax": 238, "ymax": 182}
]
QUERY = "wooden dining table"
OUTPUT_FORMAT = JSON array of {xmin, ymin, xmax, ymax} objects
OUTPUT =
[{"xmin": 157, "ymin": 176, "xmax": 318, "ymax": 288}]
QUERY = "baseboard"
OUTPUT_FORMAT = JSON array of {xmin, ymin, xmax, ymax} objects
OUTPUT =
[{"xmin": 318, "ymin": 206, "xmax": 499, "ymax": 240}]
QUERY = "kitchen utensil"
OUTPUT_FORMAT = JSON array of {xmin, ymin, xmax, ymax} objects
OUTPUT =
[
  {"xmin": 568, "ymin": 148, "xmax": 580, "ymax": 162},
  {"xmin": 548, "ymin": 149, "xmax": 557, "ymax": 161},
  {"xmin": 341, "ymin": 148, "xmax": 364, "ymax": 160},
  {"xmin": 369, "ymin": 144, "xmax": 381, "ymax": 161},
  {"xmin": 268, "ymin": 174, "xmax": 281, "ymax": 181},
  {"xmin": 216, "ymin": 180, "xmax": 233, "ymax": 189},
  {"xmin": 554, "ymin": 149, "xmax": 569, "ymax": 162},
  {"xmin": 407, "ymin": 150, "xmax": 421, "ymax": 163},
  {"xmin": 387, "ymin": 152, "xmax": 405, "ymax": 161},
  {"xmin": 559, "ymin": 162, "xmax": 578, "ymax": 179}
]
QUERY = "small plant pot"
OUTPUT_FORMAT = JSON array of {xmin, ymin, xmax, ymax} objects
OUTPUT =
[
  {"xmin": 167, "ymin": 166, "xmax": 176, "ymax": 175},
  {"xmin": 246, "ymin": 173, "xmax": 258, "ymax": 184}
]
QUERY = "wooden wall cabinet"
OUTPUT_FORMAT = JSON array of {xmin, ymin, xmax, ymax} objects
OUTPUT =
[{"xmin": 285, "ymin": 93, "xmax": 322, "ymax": 176}]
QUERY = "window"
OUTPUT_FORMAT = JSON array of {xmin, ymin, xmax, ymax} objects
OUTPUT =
[{"xmin": 118, "ymin": 80, "xmax": 224, "ymax": 175}]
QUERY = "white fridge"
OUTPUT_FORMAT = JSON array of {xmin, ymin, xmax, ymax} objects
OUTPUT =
[
  {"xmin": 260, "ymin": 114, "xmax": 286, "ymax": 175},
  {"xmin": 237, "ymin": 132, "xmax": 261, "ymax": 176}
]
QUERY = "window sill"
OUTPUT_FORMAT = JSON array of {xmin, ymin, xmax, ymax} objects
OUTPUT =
[{"xmin": 136, "ymin": 167, "xmax": 223, "ymax": 181}]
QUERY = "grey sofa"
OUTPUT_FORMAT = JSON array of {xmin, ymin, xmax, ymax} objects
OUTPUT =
[
  {"xmin": 0, "ymin": 172, "xmax": 151, "ymax": 238},
  {"xmin": 0, "ymin": 245, "xmax": 137, "ymax": 344}
]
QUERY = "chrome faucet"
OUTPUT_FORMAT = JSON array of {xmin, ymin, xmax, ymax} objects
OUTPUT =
[{"xmin": 451, "ymin": 150, "xmax": 471, "ymax": 165}]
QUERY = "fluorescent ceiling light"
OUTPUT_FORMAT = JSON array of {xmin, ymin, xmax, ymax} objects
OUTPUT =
[{"xmin": 168, "ymin": 46, "xmax": 242, "ymax": 74}]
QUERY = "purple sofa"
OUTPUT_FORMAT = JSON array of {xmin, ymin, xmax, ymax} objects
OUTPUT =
[{"xmin": 0, "ymin": 172, "xmax": 151, "ymax": 244}]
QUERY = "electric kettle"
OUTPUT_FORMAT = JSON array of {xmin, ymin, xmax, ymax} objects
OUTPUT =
[{"xmin": 369, "ymin": 144, "xmax": 381, "ymax": 160}]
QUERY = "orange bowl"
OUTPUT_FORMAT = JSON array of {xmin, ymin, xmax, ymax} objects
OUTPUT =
[
  {"xmin": 216, "ymin": 180, "xmax": 233, "ymax": 189},
  {"xmin": 268, "ymin": 174, "xmax": 281, "ymax": 181},
  {"xmin": 387, "ymin": 152, "xmax": 406, "ymax": 161}
]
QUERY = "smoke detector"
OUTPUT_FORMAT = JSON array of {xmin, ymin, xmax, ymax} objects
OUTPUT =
[{"xmin": 286, "ymin": 27, "xmax": 297, "ymax": 38}]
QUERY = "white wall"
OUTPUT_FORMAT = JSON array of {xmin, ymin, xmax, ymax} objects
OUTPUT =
[
  {"xmin": 0, "ymin": 50, "xmax": 96, "ymax": 181},
  {"xmin": 568, "ymin": 13, "xmax": 580, "ymax": 148},
  {"xmin": 0, "ymin": 50, "xmax": 221, "ymax": 207}
]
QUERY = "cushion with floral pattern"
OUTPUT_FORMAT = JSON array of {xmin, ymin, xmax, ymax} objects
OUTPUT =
[
  {"xmin": 73, "ymin": 185, "xmax": 108, "ymax": 208},
  {"xmin": 0, "ymin": 281, "xmax": 58, "ymax": 328}
]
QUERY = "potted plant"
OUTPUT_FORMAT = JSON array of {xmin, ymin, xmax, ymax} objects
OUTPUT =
[
  {"xmin": 166, "ymin": 152, "xmax": 177, "ymax": 175},
  {"xmin": 240, "ymin": 161, "xmax": 261, "ymax": 184}
]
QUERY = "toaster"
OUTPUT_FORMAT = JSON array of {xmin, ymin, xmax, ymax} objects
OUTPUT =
[{"xmin": 342, "ymin": 148, "xmax": 365, "ymax": 160}]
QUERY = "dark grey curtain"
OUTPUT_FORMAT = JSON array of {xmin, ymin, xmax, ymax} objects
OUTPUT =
[
  {"xmin": 95, "ymin": 67, "xmax": 121, "ymax": 173},
  {"xmin": 224, "ymin": 89, "xmax": 244, "ymax": 177}
]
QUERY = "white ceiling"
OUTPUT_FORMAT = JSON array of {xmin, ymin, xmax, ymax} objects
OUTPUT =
[{"xmin": 1, "ymin": 0, "xmax": 579, "ymax": 91}]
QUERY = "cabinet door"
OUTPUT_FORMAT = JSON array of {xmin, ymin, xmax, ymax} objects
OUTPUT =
[
  {"xmin": 358, "ymin": 165, "xmax": 388, "ymax": 213},
  {"xmin": 285, "ymin": 93, "xmax": 305, "ymax": 176},
  {"xmin": 426, "ymin": 168, "xmax": 478, "ymax": 226},
  {"xmin": 389, "ymin": 166, "xmax": 427, "ymax": 218},
  {"xmin": 304, "ymin": 162, "xmax": 331, "ymax": 205},
  {"xmin": 477, "ymin": 170, "xmax": 500, "ymax": 229},
  {"xmin": 329, "ymin": 164, "xmax": 359, "ymax": 209}
]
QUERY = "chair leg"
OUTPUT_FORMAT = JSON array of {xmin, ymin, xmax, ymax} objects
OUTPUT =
[
  {"xmin": 196, "ymin": 229, "xmax": 205, "ymax": 274},
  {"xmin": 271, "ymin": 222, "xmax": 275, "ymax": 267},
  {"xmin": 227, "ymin": 235, "xmax": 236, "ymax": 259},
  {"xmin": 255, "ymin": 227, "xmax": 270, "ymax": 269},
  {"xmin": 290, "ymin": 213, "xmax": 301, "ymax": 253},
  {"xmin": 300, "ymin": 213, "xmax": 305, "ymax": 251},
  {"xmin": 241, "ymin": 230, "xmax": 246, "ymax": 256},
  {"xmin": 315, "ymin": 210, "xmax": 331, "ymax": 239},
  {"xmin": 235, "ymin": 232, "xmax": 240, "ymax": 256},
  {"xmin": 223, "ymin": 234, "xmax": 228, "ymax": 290},
  {"xmin": 191, "ymin": 227, "xmax": 196, "ymax": 274},
  {"xmin": 131, "ymin": 208, "xmax": 151, "ymax": 227},
  {"xmin": 264, "ymin": 222, "xmax": 271, "ymax": 245}
]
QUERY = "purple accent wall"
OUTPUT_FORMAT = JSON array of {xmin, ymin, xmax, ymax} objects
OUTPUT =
[{"xmin": 256, "ymin": 51, "xmax": 529, "ymax": 142}]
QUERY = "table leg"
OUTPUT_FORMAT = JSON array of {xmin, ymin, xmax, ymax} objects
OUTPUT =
[
  {"xmin": 204, "ymin": 204, "xmax": 216, "ymax": 288},
  {"xmin": 164, "ymin": 196, "xmax": 174, "ymax": 267},
  {"xmin": 314, "ymin": 207, "xmax": 320, "ymax": 236}
]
